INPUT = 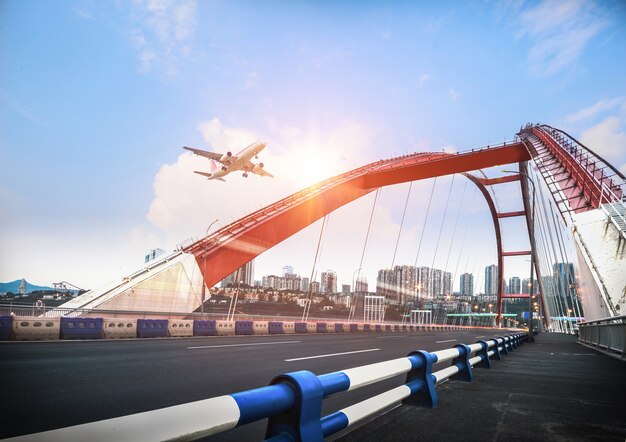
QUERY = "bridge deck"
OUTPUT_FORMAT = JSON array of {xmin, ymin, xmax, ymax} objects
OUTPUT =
[{"xmin": 338, "ymin": 333, "xmax": 626, "ymax": 442}]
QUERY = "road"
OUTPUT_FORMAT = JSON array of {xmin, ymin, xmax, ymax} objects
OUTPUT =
[{"xmin": 0, "ymin": 329, "xmax": 510, "ymax": 440}]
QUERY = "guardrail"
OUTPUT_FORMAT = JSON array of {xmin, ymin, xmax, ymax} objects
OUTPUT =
[
  {"xmin": 7, "ymin": 332, "xmax": 527, "ymax": 441},
  {"xmin": 578, "ymin": 315, "xmax": 626, "ymax": 360}
]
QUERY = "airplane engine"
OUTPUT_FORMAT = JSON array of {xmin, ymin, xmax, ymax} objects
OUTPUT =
[
  {"xmin": 252, "ymin": 163, "xmax": 264, "ymax": 173},
  {"xmin": 220, "ymin": 152, "xmax": 232, "ymax": 163}
]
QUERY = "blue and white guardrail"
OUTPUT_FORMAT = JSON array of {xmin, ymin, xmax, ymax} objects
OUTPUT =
[{"xmin": 6, "ymin": 333, "xmax": 527, "ymax": 441}]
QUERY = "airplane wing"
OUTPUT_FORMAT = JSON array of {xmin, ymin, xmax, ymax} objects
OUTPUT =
[
  {"xmin": 254, "ymin": 168, "xmax": 274, "ymax": 178},
  {"xmin": 183, "ymin": 146, "xmax": 226, "ymax": 162}
]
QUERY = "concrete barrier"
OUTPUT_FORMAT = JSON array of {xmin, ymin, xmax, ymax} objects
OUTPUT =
[
  {"xmin": 364, "ymin": 324, "xmax": 371, "ymax": 332},
  {"xmin": 103, "ymin": 319, "xmax": 137, "ymax": 339},
  {"xmin": 268, "ymin": 322, "xmax": 284, "ymax": 334},
  {"xmin": 295, "ymin": 322, "xmax": 308, "ymax": 333},
  {"xmin": 306, "ymin": 323, "xmax": 318, "ymax": 333},
  {"xmin": 342, "ymin": 323, "xmax": 351, "ymax": 333},
  {"xmin": 334, "ymin": 323, "xmax": 344, "ymax": 333},
  {"xmin": 216, "ymin": 320, "xmax": 236, "ymax": 336},
  {"xmin": 168, "ymin": 320, "xmax": 193, "ymax": 337},
  {"xmin": 253, "ymin": 321, "xmax": 269, "ymax": 335},
  {"xmin": 60, "ymin": 317, "xmax": 103, "ymax": 340},
  {"xmin": 317, "ymin": 322, "xmax": 328, "ymax": 333},
  {"xmin": 137, "ymin": 319, "xmax": 168, "ymax": 338},
  {"xmin": 283, "ymin": 322, "xmax": 296, "ymax": 334},
  {"xmin": 385, "ymin": 325, "xmax": 392, "ymax": 332},
  {"xmin": 394, "ymin": 325, "xmax": 400, "ymax": 332},
  {"xmin": 0, "ymin": 315, "xmax": 13, "ymax": 340},
  {"xmin": 193, "ymin": 320, "xmax": 217, "ymax": 336},
  {"xmin": 356, "ymin": 323, "xmax": 365, "ymax": 332},
  {"xmin": 13, "ymin": 317, "xmax": 60, "ymax": 341},
  {"xmin": 349, "ymin": 323, "xmax": 358, "ymax": 332},
  {"xmin": 235, "ymin": 320, "xmax": 254, "ymax": 335},
  {"xmin": 375, "ymin": 324, "xmax": 383, "ymax": 332}
]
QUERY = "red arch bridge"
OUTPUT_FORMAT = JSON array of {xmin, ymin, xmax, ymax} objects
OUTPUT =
[{"xmin": 54, "ymin": 124, "xmax": 626, "ymax": 331}]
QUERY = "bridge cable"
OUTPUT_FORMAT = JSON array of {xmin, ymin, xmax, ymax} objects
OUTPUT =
[
  {"xmin": 441, "ymin": 180, "xmax": 468, "ymax": 325},
  {"xmin": 430, "ymin": 174, "xmax": 456, "ymax": 323},
  {"xmin": 450, "ymin": 186, "xmax": 478, "ymax": 325},
  {"xmin": 302, "ymin": 214, "xmax": 330, "ymax": 322},
  {"xmin": 412, "ymin": 178, "xmax": 438, "ymax": 300},
  {"xmin": 390, "ymin": 182, "xmax": 414, "ymax": 325},
  {"xmin": 351, "ymin": 188, "xmax": 382, "ymax": 322}
]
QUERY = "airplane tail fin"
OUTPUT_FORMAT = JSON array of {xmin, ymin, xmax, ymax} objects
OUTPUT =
[
  {"xmin": 193, "ymin": 170, "xmax": 226, "ymax": 182},
  {"xmin": 208, "ymin": 159, "xmax": 219, "ymax": 173}
]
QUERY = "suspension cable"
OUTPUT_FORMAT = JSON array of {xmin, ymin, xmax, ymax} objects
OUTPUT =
[
  {"xmin": 413, "ymin": 178, "xmax": 438, "ymax": 301},
  {"xmin": 351, "ymin": 188, "xmax": 381, "ymax": 322},
  {"xmin": 302, "ymin": 215, "xmax": 329, "ymax": 322}
]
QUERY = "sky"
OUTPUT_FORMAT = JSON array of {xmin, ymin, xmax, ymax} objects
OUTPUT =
[{"xmin": 1, "ymin": 0, "xmax": 625, "ymax": 293}]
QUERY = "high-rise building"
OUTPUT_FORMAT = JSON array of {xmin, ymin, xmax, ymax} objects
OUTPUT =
[
  {"xmin": 310, "ymin": 281, "xmax": 321, "ymax": 294},
  {"xmin": 508, "ymin": 276, "xmax": 521, "ymax": 294},
  {"xmin": 442, "ymin": 271, "xmax": 452, "ymax": 296},
  {"xmin": 355, "ymin": 276, "xmax": 368, "ymax": 293},
  {"xmin": 521, "ymin": 278, "xmax": 538, "ymax": 294},
  {"xmin": 460, "ymin": 273, "xmax": 474, "ymax": 296},
  {"xmin": 282, "ymin": 265, "xmax": 294, "ymax": 277},
  {"xmin": 431, "ymin": 269, "xmax": 442, "ymax": 297},
  {"xmin": 221, "ymin": 260, "xmax": 255, "ymax": 287},
  {"xmin": 376, "ymin": 268, "xmax": 395, "ymax": 298},
  {"xmin": 341, "ymin": 284, "xmax": 350, "ymax": 294},
  {"xmin": 484, "ymin": 265, "xmax": 498, "ymax": 295},
  {"xmin": 320, "ymin": 270, "xmax": 337, "ymax": 294},
  {"xmin": 417, "ymin": 267, "xmax": 431, "ymax": 300},
  {"xmin": 301, "ymin": 277, "xmax": 310, "ymax": 293},
  {"xmin": 553, "ymin": 262, "xmax": 576, "ymax": 302}
]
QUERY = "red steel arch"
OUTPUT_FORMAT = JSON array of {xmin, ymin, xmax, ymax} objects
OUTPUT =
[
  {"xmin": 185, "ymin": 142, "xmax": 530, "ymax": 294},
  {"xmin": 181, "ymin": 123, "xmax": 625, "ymax": 327}
]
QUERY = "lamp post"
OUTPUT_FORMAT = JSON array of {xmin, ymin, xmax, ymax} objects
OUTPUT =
[
  {"xmin": 201, "ymin": 219, "xmax": 219, "ymax": 316},
  {"xmin": 503, "ymin": 168, "xmax": 536, "ymax": 342}
]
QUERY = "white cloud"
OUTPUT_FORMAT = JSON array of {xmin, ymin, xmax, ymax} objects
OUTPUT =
[
  {"xmin": 418, "ymin": 73, "xmax": 432, "ymax": 87},
  {"xmin": 243, "ymin": 71, "xmax": 261, "ymax": 90},
  {"xmin": 146, "ymin": 118, "xmax": 375, "ymax": 246},
  {"xmin": 580, "ymin": 116, "xmax": 626, "ymax": 162},
  {"xmin": 518, "ymin": 0, "xmax": 609, "ymax": 76},
  {"xmin": 564, "ymin": 97, "xmax": 625, "ymax": 124},
  {"xmin": 448, "ymin": 88, "xmax": 460, "ymax": 101},
  {"xmin": 128, "ymin": 0, "xmax": 197, "ymax": 75}
]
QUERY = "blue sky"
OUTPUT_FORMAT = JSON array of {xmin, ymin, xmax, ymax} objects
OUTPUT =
[{"xmin": 1, "ymin": 0, "xmax": 625, "ymax": 292}]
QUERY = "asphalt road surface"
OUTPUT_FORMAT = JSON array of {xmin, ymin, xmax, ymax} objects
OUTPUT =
[{"xmin": 0, "ymin": 329, "xmax": 510, "ymax": 440}]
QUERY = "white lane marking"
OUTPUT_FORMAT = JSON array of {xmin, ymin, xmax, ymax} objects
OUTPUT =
[
  {"xmin": 285, "ymin": 348, "xmax": 380, "ymax": 362},
  {"xmin": 436, "ymin": 339, "xmax": 457, "ymax": 344},
  {"xmin": 188, "ymin": 340, "xmax": 300, "ymax": 349},
  {"xmin": 475, "ymin": 335, "xmax": 486, "ymax": 339},
  {"xmin": 376, "ymin": 335, "xmax": 407, "ymax": 339}
]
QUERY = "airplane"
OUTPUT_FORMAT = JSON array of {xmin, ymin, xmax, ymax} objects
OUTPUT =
[{"xmin": 183, "ymin": 141, "xmax": 274, "ymax": 182}]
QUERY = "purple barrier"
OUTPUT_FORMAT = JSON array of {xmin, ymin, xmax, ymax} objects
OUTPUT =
[
  {"xmin": 334, "ymin": 323, "xmax": 344, "ymax": 333},
  {"xmin": 0, "ymin": 316, "xmax": 12, "ymax": 341},
  {"xmin": 316, "ymin": 323, "xmax": 328, "ymax": 333},
  {"xmin": 137, "ymin": 319, "xmax": 168, "ymax": 338},
  {"xmin": 350, "ymin": 324, "xmax": 358, "ymax": 332},
  {"xmin": 375, "ymin": 324, "xmax": 383, "ymax": 332},
  {"xmin": 268, "ymin": 322, "xmax": 284, "ymax": 334},
  {"xmin": 401, "ymin": 325, "xmax": 408, "ymax": 332},
  {"xmin": 364, "ymin": 324, "xmax": 371, "ymax": 332},
  {"xmin": 235, "ymin": 320, "xmax": 254, "ymax": 335},
  {"xmin": 60, "ymin": 317, "xmax": 103, "ymax": 340},
  {"xmin": 385, "ymin": 325, "xmax": 392, "ymax": 332},
  {"xmin": 193, "ymin": 320, "xmax": 217, "ymax": 336},
  {"xmin": 294, "ymin": 322, "xmax": 308, "ymax": 333},
  {"xmin": 394, "ymin": 325, "xmax": 400, "ymax": 332}
]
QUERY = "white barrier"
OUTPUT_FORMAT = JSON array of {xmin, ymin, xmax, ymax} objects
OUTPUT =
[
  {"xmin": 356, "ymin": 323, "xmax": 365, "ymax": 332},
  {"xmin": 253, "ymin": 321, "xmax": 269, "ymax": 335},
  {"xmin": 168, "ymin": 320, "xmax": 193, "ymax": 337},
  {"xmin": 342, "ymin": 323, "xmax": 351, "ymax": 333},
  {"xmin": 216, "ymin": 321, "xmax": 236, "ymax": 336},
  {"xmin": 283, "ymin": 322, "xmax": 295, "ymax": 334},
  {"xmin": 13, "ymin": 317, "xmax": 60, "ymax": 340},
  {"xmin": 306, "ymin": 322, "xmax": 318, "ymax": 333},
  {"xmin": 103, "ymin": 319, "xmax": 137, "ymax": 339}
]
